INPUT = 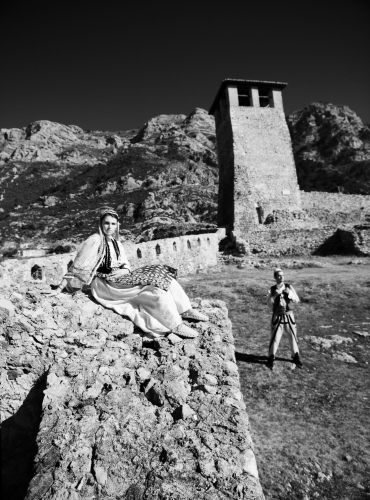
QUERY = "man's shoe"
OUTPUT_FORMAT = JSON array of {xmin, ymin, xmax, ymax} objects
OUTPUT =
[
  {"xmin": 292, "ymin": 352, "xmax": 303, "ymax": 369},
  {"xmin": 181, "ymin": 309, "xmax": 209, "ymax": 322},
  {"xmin": 172, "ymin": 323, "xmax": 199, "ymax": 339},
  {"xmin": 266, "ymin": 355, "xmax": 275, "ymax": 370}
]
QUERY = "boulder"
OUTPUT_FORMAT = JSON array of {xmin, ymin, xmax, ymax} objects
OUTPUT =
[{"xmin": 0, "ymin": 298, "xmax": 15, "ymax": 317}]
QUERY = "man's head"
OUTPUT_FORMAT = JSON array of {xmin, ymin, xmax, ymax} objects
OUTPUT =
[{"xmin": 273, "ymin": 268, "xmax": 284, "ymax": 284}]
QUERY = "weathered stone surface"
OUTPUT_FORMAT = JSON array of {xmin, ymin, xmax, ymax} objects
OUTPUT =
[
  {"xmin": 305, "ymin": 335, "xmax": 358, "ymax": 363},
  {"xmin": 353, "ymin": 330, "xmax": 370, "ymax": 338},
  {"xmin": 331, "ymin": 352, "xmax": 358, "ymax": 363},
  {"xmin": 1, "ymin": 282, "xmax": 264, "ymax": 500},
  {"xmin": 287, "ymin": 102, "xmax": 370, "ymax": 194},
  {"xmin": 0, "ymin": 297, "xmax": 15, "ymax": 317}
]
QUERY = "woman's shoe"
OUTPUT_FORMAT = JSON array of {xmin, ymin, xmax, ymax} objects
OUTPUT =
[
  {"xmin": 173, "ymin": 323, "xmax": 199, "ymax": 339},
  {"xmin": 181, "ymin": 309, "xmax": 209, "ymax": 322}
]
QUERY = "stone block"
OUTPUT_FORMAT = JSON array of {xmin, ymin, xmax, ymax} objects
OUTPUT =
[
  {"xmin": 0, "ymin": 298, "xmax": 15, "ymax": 317},
  {"xmin": 181, "ymin": 403, "xmax": 196, "ymax": 419}
]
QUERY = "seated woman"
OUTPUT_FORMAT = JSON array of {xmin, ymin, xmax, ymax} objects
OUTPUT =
[{"xmin": 47, "ymin": 207, "xmax": 208, "ymax": 338}]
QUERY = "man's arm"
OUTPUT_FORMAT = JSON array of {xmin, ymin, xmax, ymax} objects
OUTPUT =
[
  {"xmin": 267, "ymin": 289, "xmax": 276, "ymax": 309},
  {"xmin": 285, "ymin": 285, "xmax": 299, "ymax": 303}
]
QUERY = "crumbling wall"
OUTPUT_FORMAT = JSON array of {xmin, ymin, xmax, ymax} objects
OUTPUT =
[
  {"xmin": 301, "ymin": 191, "xmax": 370, "ymax": 214},
  {"xmin": 124, "ymin": 232, "xmax": 221, "ymax": 275},
  {"xmin": 248, "ymin": 226, "xmax": 340, "ymax": 256},
  {"xmin": 247, "ymin": 225, "xmax": 370, "ymax": 256},
  {"xmin": 335, "ymin": 226, "xmax": 370, "ymax": 256},
  {"xmin": 0, "ymin": 279, "xmax": 265, "ymax": 500},
  {"xmin": 0, "ymin": 231, "xmax": 223, "ymax": 286}
]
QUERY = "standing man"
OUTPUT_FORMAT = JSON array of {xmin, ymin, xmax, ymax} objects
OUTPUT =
[{"xmin": 266, "ymin": 268, "xmax": 303, "ymax": 370}]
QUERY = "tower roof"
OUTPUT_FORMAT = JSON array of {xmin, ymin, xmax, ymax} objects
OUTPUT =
[{"xmin": 209, "ymin": 79, "xmax": 288, "ymax": 115}]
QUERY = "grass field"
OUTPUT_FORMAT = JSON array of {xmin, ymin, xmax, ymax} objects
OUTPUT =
[{"xmin": 181, "ymin": 258, "xmax": 370, "ymax": 500}]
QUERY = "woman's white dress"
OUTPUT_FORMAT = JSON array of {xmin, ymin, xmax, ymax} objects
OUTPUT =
[{"xmin": 90, "ymin": 241, "xmax": 191, "ymax": 337}]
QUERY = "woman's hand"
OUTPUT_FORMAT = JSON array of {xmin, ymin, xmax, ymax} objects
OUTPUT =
[{"xmin": 109, "ymin": 268, "xmax": 130, "ymax": 278}]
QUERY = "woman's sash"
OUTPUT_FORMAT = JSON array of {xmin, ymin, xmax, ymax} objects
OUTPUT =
[{"xmin": 96, "ymin": 265, "xmax": 177, "ymax": 291}]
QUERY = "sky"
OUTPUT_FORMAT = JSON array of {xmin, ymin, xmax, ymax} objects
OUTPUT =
[{"xmin": 2, "ymin": 0, "xmax": 369, "ymax": 131}]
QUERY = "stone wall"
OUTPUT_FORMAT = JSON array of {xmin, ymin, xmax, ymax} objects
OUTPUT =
[
  {"xmin": 248, "ymin": 225, "xmax": 370, "ymax": 256},
  {"xmin": 231, "ymin": 107, "xmax": 301, "ymax": 234},
  {"xmin": 301, "ymin": 191, "xmax": 370, "ymax": 214},
  {"xmin": 0, "ymin": 231, "xmax": 224, "ymax": 286},
  {"xmin": 124, "ymin": 232, "xmax": 222, "ymax": 275},
  {"xmin": 248, "ymin": 226, "xmax": 339, "ymax": 256},
  {"xmin": 0, "ymin": 279, "xmax": 265, "ymax": 500}
]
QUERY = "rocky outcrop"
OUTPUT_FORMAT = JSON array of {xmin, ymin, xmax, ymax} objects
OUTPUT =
[
  {"xmin": 305, "ymin": 335, "xmax": 358, "ymax": 363},
  {"xmin": 0, "ymin": 109, "xmax": 217, "ymax": 253},
  {"xmin": 1, "ymin": 278, "xmax": 264, "ymax": 500},
  {"xmin": 0, "ymin": 120, "xmax": 129, "ymax": 165},
  {"xmin": 287, "ymin": 102, "xmax": 370, "ymax": 194}
]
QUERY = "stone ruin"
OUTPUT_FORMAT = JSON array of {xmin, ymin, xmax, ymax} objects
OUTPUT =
[
  {"xmin": 1, "ymin": 230, "xmax": 225, "ymax": 290},
  {"xmin": 0, "ymin": 279, "xmax": 265, "ymax": 500},
  {"xmin": 2, "ymin": 77, "xmax": 370, "ymax": 500},
  {"xmin": 209, "ymin": 78, "xmax": 370, "ymax": 256}
]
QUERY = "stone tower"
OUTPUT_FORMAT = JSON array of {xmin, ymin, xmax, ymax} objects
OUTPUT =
[{"xmin": 209, "ymin": 79, "xmax": 301, "ymax": 236}]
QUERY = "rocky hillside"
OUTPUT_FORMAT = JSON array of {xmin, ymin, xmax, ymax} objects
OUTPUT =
[
  {"xmin": 1, "ymin": 102, "xmax": 370, "ymax": 254},
  {"xmin": 0, "ymin": 109, "xmax": 218, "ymax": 253},
  {"xmin": 287, "ymin": 102, "xmax": 370, "ymax": 194}
]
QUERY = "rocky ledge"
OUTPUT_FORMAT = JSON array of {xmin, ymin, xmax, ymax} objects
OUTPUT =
[{"xmin": 1, "ymin": 279, "xmax": 264, "ymax": 500}]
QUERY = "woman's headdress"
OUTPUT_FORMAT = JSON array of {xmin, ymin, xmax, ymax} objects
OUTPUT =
[
  {"xmin": 99, "ymin": 206, "xmax": 120, "ymax": 240},
  {"xmin": 99, "ymin": 207, "xmax": 119, "ymax": 220}
]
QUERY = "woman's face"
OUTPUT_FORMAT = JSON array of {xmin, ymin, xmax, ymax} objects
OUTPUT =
[{"xmin": 102, "ymin": 215, "xmax": 118, "ymax": 238}]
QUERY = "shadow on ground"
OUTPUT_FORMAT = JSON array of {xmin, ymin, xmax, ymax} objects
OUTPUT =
[
  {"xmin": 1, "ymin": 373, "xmax": 47, "ymax": 500},
  {"xmin": 235, "ymin": 352, "xmax": 293, "ymax": 365}
]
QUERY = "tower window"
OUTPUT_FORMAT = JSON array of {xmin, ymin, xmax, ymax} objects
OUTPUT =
[
  {"xmin": 259, "ymin": 89, "xmax": 270, "ymax": 107},
  {"xmin": 238, "ymin": 94, "xmax": 250, "ymax": 107},
  {"xmin": 187, "ymin": 240, "xmax": 191, "ymax": 250},
  {"xmin": 137, "ymin": 248, "xmax": 142, "ymax": 258},
  {"xmin": 155, "ymin": 244, "xmax": 161, "ymax": 255},
  {"xmin": 173, "ymin": 242, "xmax": 177, "ymax": 252}
]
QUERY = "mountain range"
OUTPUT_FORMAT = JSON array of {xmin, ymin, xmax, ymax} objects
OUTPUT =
[{"xmin": 1, "ymin": 102, "xmax": 369, "ymax": 254}]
